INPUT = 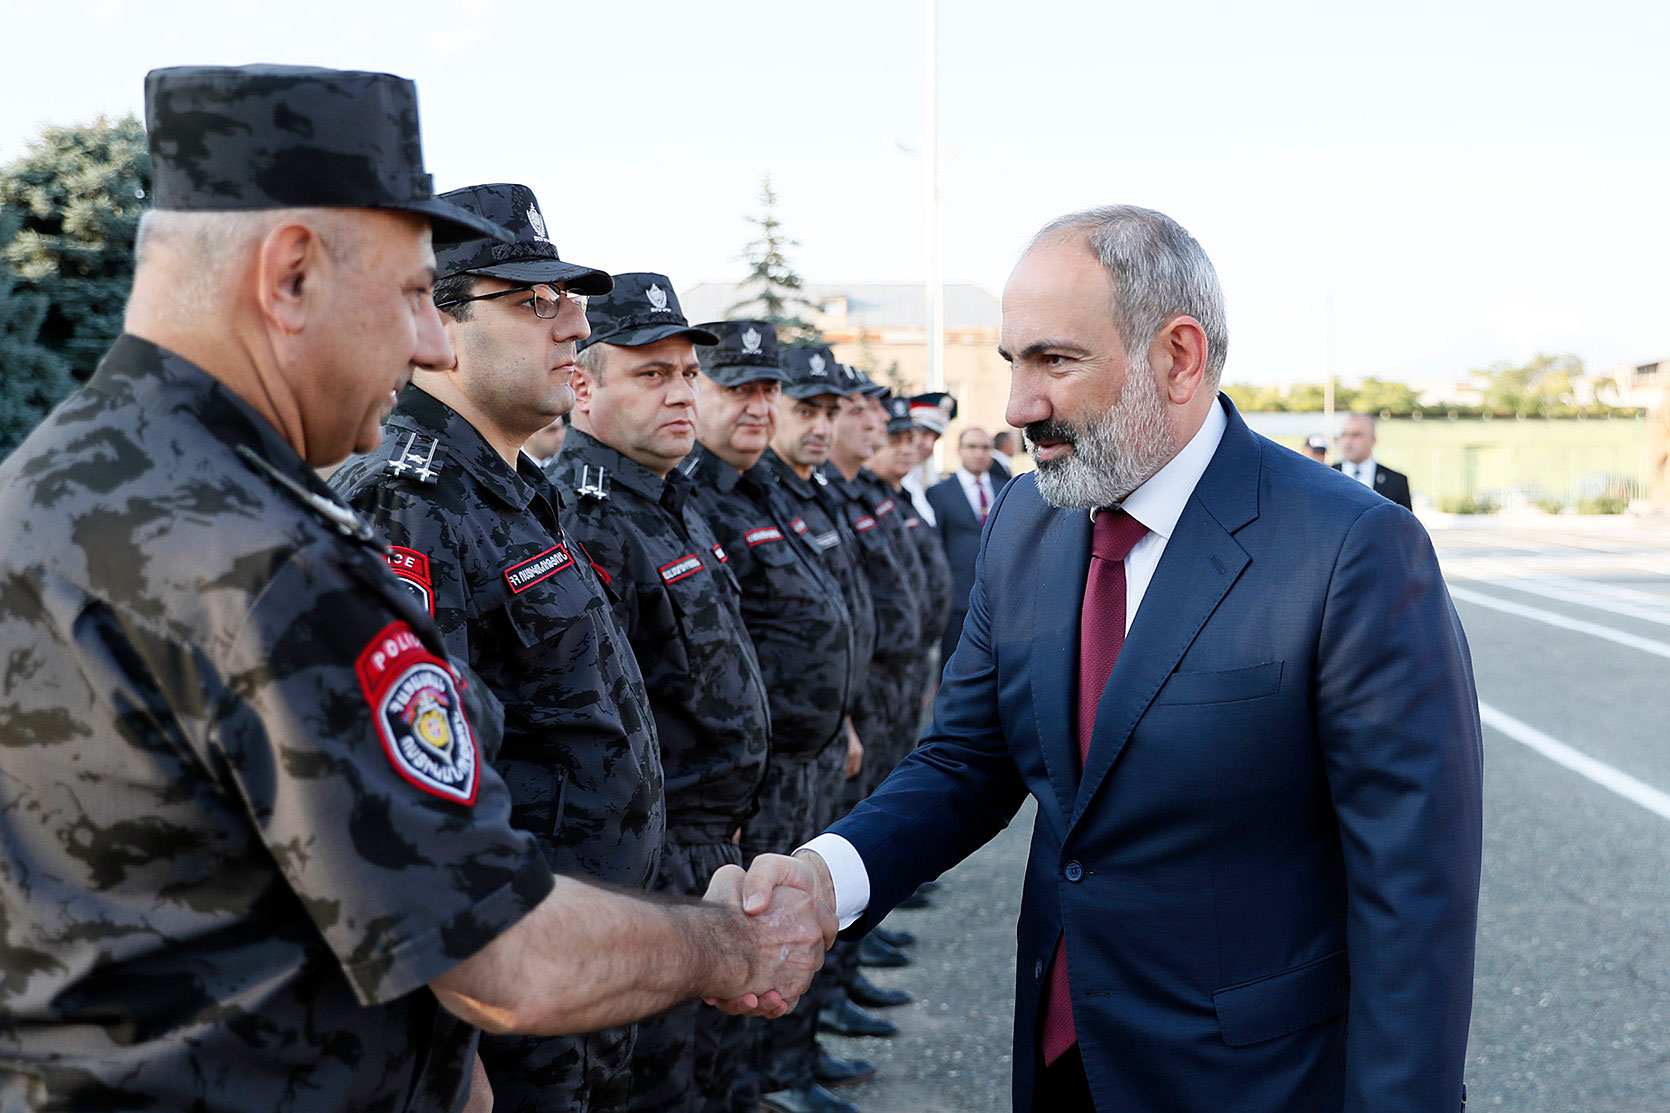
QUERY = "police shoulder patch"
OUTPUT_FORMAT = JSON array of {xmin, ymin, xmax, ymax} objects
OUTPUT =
[
  {"xmin": 355, "ymin": 622, "xmax": 478, "ymax": 805},
  {"xmin": 384, "ymin": 546, "xmax": 434, "ymax": 615}
]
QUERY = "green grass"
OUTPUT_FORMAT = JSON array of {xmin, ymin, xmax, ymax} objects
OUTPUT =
[{"xmin": 1273, "ymin": 416, "xmax": 1650, "ymax": 507}]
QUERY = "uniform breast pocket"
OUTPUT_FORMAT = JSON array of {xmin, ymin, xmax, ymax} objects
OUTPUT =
[
  {"xmin": 498, "ymin": 563, "xmax": 591, "ymax": 648},
  {"xmin": 1154, "ymin": 660, "xmax": 1284, "ymax": 706}
]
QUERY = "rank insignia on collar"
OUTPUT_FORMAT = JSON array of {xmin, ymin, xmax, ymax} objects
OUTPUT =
[
  {"xmin": 385, "ymin": 432, "xmax": 441, "ymax": 484},
  {"xmin": 812, "ymin": 470, "xmax": 829, "ymax": 486},
  {"xmin": 577, "ymin": 464, "xmax": 609, "ymax": 501}
]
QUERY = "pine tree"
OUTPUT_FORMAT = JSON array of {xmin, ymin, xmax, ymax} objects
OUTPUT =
[
  {"xmin": 0, "ymin": 114, "xmax": 151, "ymax": 381},
  {"xmin": 0, "ymin": 206, "xmax": 75, "ymax": 458},
  {"xmin": 727, "ymin": 176, "xmax": 823, "ymax": 346}
]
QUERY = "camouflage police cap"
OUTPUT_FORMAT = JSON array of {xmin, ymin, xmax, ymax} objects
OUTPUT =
[
  {"xmin": 144, "ymin": 65, "xmax": 510, "ymax": 244},
  {"xmin": 693, "ymin": 320, "xmax": 790, "ymax": 387},
  {"xmin": 908, "ymin": 391, "xmax": 955, "ymax": 435},
  {"xmin": 779, "ymin": 346, "xmax": 846, "ymax": 401},
  {"xmin": 432, "ymin": 183, "xmax": 613, "ymax": 292},
  {"xmin": 578, "ymin": 272, "xmax": 717, "ymax": 352},
  {"xmin": 884, "ymin": 394, "xmax": 916, "ymax": 435}
]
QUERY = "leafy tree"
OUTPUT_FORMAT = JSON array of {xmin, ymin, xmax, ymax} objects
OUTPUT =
[
  {"xmin": 0, "ymin": 115, "xmax": 151, "ymax": 381},
  {"xmin": 0, "ymin": 207, "xmax": 75, "ymax": 458},
  {"xmin": 1470, "ymin": 352, "xmax": 1585, "ymax": 417},
  {"xmin": 1351, "ymin": 377, "xmax": 1422, "ymax": 414},
  {"xmin": 727, "ymin": 175, "xmax": 823, "ymax": 346}
]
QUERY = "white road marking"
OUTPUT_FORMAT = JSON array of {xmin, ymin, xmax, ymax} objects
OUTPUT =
[
  {"xmin": 1448, "ymin": 585, "xmax": 1670, "ymax": 660},
  {"xmin": 1479, "ymin": 702, "xmax": 1670, "ymax": 822}
]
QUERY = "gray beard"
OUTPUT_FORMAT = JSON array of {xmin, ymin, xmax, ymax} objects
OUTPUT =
[{"xmin": 1032, "ymin": 366, "xmax": 1177, "ymax": 510}]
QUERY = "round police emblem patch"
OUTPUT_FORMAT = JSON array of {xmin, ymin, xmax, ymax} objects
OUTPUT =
[{"xmin": 356, "ymin": 622, "xmax": 479, "ymax": 805}]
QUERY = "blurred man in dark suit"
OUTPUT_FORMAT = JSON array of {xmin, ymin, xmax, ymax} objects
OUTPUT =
[
  {"xmin": 1334, "ymin": 413, "xmax": 1412, "ymax": 510},
  {"xmin": 925, "ymin": 427, "xmax": 996, "ymax": 666}
]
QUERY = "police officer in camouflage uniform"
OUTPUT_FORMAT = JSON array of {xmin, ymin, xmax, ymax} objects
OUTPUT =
[
  {"xmin": 874, "ymin": 396, "xmax": 954, "ymax": 716},
  {"xmin": 329, "ymin": 189, "xmax": 667, "ymax": 1113},
  {"xmin": 546, "ymin": 277, "xmax": 773, "ymax": 1113},
  {"xmin": 680, "ymin": 324, "xmax": 873, "ymax": 1111},
  {"xmin": 0, "ymin": 66, "xmax": 833, "ymax": 1113}
]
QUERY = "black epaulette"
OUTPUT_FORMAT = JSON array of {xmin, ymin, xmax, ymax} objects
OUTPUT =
[
  {"xmin": 384, "ymin": 432, "xmax": 442, "ymax": 484},
  {"xmin": 576, "ymin": 464, "xmax": 609, "ymax": 501},
  {"xmin": 237, "ymin": 446, "xmax": 376, "ymax": 543}
]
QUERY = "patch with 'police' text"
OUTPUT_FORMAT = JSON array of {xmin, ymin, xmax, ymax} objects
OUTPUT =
[
  {"xmin": 384, "ymin": 546, "xmax": 433, "ymax": 615},
  {"xmin": 356, "ymin": 621, "xmax": 479, "ymax": 805},
  {"xmin": 659, "ymin": 553, "xmax": 704, "ymax": 584}
]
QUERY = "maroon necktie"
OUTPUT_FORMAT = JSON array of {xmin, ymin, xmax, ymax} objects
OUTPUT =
[
  {"xmin": 977, "ymin": 476, "xmax": 990, "ymax": 523},
  {"xmin": 1039, "ymin": 508, "xmax": 1149, "ymax": 1066}
]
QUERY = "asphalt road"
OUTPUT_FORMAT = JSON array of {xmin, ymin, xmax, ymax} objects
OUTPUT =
[{"xmin": 821, "ymin": 513, "xmax": 1670, "ymax": 1113}]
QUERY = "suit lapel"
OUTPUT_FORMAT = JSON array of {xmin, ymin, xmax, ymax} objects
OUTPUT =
[
  {"xmin": 1070, "ymin": 396, "xmax": 1262, "ymax": 829},
  {"xmin": 1030, "ymin": 505, "xmax": 1090, "ymax": 825}
]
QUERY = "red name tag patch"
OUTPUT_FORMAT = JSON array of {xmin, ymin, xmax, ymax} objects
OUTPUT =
[
  {"xmin": 905, "ymin": 516, "xmax": 922, "ymax": 529},
  {"xmin": 355, "ymin": 622, "xmax": 479, "ymax": 806},
  {"xmin": 854, "ymin": 515, "xmax": 877, "ymax": 532},
  {"xmin": 790, "ymin": 517, "xmax": 808, "ymax": 535},
  {"xmin": 660, "ymin": 554, "xmax": 704, "ymax": 584},
  {"xmin": 744, "ymin": 526, "xmax": 784, "ymax": 547},
  {"xmin": 504, "ymin": 545, "xmax": 574, "ymax": 593},
  {"xmin": 384, "ymin": 546, "xmax": 434, "ymax": 615},
  {"xmin": 876, "ymin": 498, "xmax": 896, "ymax": 517},
  {"xmin": 712, "ymin": 543, "xmax": 729, "ymax": 564}
]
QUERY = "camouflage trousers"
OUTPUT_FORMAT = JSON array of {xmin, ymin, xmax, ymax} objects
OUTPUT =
[
  {"xmin": 740, "ymin": 744, "xmax": 850, "ymax": 1093},
  {"xmin": 478, "ymin": 1020, "xmax": 635, "ymax": 1113},
  {"xmin": 626, "ymin": 831, "xmax": 747, "ymax": 1113}
]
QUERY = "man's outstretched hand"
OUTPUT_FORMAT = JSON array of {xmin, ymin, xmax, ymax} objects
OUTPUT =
[{"xmin": 701, "ymin": 852, "xmax": 838, "ymax": 1017}]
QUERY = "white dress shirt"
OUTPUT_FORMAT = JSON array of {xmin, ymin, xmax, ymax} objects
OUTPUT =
[
  {"xmin": 805, "ymin": 401, "xmax": 1229, "ymax": 925},
  {"xmin": 902, "ymin": 466, "xmax": 936, "ymax": 525},
  {"xmin": 1342, "ymin": 456, "xmax": 1377, "ymax": 489},
  {"xmin": 956, "ymin": 467, "xmax": 996, "ymax": 523}
]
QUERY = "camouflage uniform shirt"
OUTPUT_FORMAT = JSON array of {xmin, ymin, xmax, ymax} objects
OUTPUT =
[
  {"xmin": 549, "ymin": 430, "xmax": 770, "ymax": 830},
  {"xmin": 821, "ymin": 466, "xmax": 921, "ymax": 668},
  {"xmin": 330, "ymin": 390, "xmax": 664, "ymax": 887},
  {"xmin": 759, "ymin": 449, "xmax": 877, "ymax": 682},
  {"xmin": 682, "ymin": 444, "xmax": 856, "ymax": 759},
  {"xmin": 0, "ymin": 336, "xmax": 554, "ymax": 1113}
]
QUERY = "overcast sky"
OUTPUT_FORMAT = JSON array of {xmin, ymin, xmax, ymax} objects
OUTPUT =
[{"xmin": 3, "ymin": 0, "xmax": 1665, "ymax": 386}]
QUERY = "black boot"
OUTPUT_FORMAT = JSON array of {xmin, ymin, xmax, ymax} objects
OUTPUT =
[
  {"xmin": 757, "ymin": 1081, "xmax": 861, "ymax": 1113},
  {"xmin": 848, "ymin": 971, "xmax": 911, "ymax": 1009},
  {"xmin": 872, "ymin": 925, "xmax": 915, "ymax": 948},
  {"xmin": 814, "ymin": 1045, "xmax": 877, "ymax": 1087},
  {"xmin": 818, "ymin": 998, "xmax": 899, "ymax": 1037},
  {"xmin": 858, "ymin": 935, "xmax": 911, "ymax": 968}
]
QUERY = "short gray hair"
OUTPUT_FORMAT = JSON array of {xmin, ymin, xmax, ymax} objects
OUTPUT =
[
  {"xmin": 132, "ymin": 208, "xmax": 361, "ymax": 314},
  {"xmin": 1027, "ymin": 205, "xmax": 1228, "ymax": 386}
]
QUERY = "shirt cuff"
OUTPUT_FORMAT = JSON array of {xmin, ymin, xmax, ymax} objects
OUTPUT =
[{"xmin": 798, "ymin": 833, "xmax": 871, "ymax": 930}]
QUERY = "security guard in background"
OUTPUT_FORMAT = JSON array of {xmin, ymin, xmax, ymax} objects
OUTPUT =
[
  {"xmin": 330, "ymin": 187, "xmax": 666, "ymax": 1113},
  {"xmin": 550, "ymin": 278, "xmax": 774, "ymax": 1113},
  {"xmin": 0, "ymin": 66, "xmax": 834, "ymax": 1113},
  {"xmin": 682, "ymin": 323, "xmax": 872, "ymax": 1111}
]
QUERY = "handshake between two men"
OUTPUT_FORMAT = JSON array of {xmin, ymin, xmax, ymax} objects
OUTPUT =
[{"xmin": 429, "ymin": 851, "xmax": 839, "ymax": 1036}]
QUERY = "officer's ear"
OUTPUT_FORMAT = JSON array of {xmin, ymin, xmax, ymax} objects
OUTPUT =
[
  {"xmin": 571, "ymin": 347, "xmax": 604, "ymax": 415},
  {"xmin": 255, "ymin": 220, "xmax": 325, "ymax": 335}
]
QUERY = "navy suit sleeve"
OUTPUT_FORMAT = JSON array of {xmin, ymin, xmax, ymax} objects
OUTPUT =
[
  {"xmin": 1315, "ymin": 500, "xmax": 1482, "ymax": 1112},
  {"xmin": 828, "ymin": 482, "xmax": 1029, "ymax": 935}
]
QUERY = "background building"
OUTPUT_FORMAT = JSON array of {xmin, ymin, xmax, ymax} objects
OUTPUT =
[{"xmin": 680, "ymin": 281, "xmax": 1019, "ymax": 478}]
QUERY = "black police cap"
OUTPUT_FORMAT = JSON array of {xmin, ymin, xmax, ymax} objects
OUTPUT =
[
  {"xmin": 695, "ymin": 320, "xmax": 790, "ymax": 387},
  {"xmin": 144, "ymin": 64, "xmax": 509, "ymax": 244},
  {"xmin": 579, "ymin": 273, "xmax": 717, "ymax": 352},
  {"xmin": 779, "ymin": 346, "xmax": 846, "ymax": 400},
  {"xmin": 884, "ymin": 395, "xmax": 915, "ymax": 434},
  {"xmin": 433, "ymin": 183, "xmax": 612, "ymax": 293}
]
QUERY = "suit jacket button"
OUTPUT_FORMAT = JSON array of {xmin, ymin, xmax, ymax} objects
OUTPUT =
[{"xmin": 1064, "ymin": 861, "xmax": 1084, "ymax": 882}]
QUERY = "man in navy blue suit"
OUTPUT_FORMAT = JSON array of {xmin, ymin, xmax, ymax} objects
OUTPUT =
[{"xmin": 735, "ymin": 205, "xmax": 1483, "ymax": 1112}]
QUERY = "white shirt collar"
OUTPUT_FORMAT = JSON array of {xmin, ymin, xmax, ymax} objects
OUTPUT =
[
  {"xmin": 1095, "ymin": 397, "xmax": 1228, "ymax": 541},
  {"xmin": 1350, "ymin": 456, "xmax": 1377, "ymax": 479},
  {"xmin": 957, "ymin": 467, "xmax": 990, "ymax": 489}
]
